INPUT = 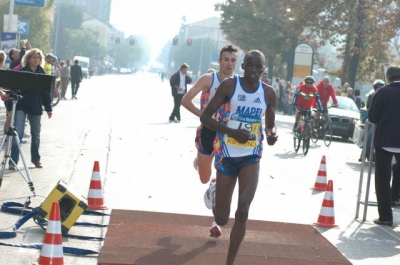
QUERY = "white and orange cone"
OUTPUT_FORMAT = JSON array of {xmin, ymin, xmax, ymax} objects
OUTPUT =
[
  {"xmin": 312, "ymin": 155, "xmax": 328, "ymax": 191},
  {"xmin": 313, "ymin": 180, "xmax": 338, "ymax": 228},
  {"xmin": 87, "ymin": 161, "xmax": 108, "ymax": 210},
  {"xmin": 33, "ymin": 201, "xmax": 64, "ymax": 265}
]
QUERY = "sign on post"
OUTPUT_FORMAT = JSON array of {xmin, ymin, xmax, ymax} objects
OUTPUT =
[
  {"xmin": 290, "ymin": 43, "xmax": 315, "ymax": 86},
  {"xmin": 1, "ymin": 32, "xmax": 17, "ymax": 64},
  {"xmin": 293, "ymin": 43, "xmax": 314, "ymax": 78},
  {"xmin": 3, "ymin": 15, "xmax": 18, "ymax": 32},
  {"xmin": 17, "ymin": 20, "xmax": 29, "ymax": 35},
  {"xmin": 15, "ymin": 0, "xmax": 46, "ymax": 7}
]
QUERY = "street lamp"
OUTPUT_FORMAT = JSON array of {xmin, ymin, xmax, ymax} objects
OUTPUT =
[{"xmin": 54, "ymin": 0, "xmax": 61, "ymax": 55}]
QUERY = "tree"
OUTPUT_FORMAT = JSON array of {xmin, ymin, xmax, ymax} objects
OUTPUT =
[
  {"xmin": 66, "ymin": 27, "xmax": 98, "ymax": 59},
  {"xmin": 313, "ymin": 0, "xmax": 400, "ymax": 86},
  {"xmin": 53, "ymin": 2, "xmax": 84, "ymax": 59},
  {"xmin": 216, "ymin": 0, "xmax": 325, "ymax": 81},
  {"xmin": 215, "ymin": 0, "xmax": 400, "ymax": 86}
]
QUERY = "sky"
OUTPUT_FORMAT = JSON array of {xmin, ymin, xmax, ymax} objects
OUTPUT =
[{"xmin": 109, "ymin": 0, "xmax": 221, "ymax": 63}]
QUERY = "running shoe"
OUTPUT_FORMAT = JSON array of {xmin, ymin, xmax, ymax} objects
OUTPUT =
[
  {"xmin": 204, "ymin": 178, "xmax": 216, "ymax": 209},
  {"xmin": 209, "ymin": 220, "xmax": 221, "ymax": 238}
]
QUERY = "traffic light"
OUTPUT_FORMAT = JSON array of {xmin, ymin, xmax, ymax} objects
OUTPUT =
[
  {"xmin": 129, "ymin": 39, "xmax": 134, "ymax": 46},
  {"xmin": 173, "ymin": 37, "xmax": 178, "ymax": 45},
  {"xmin": 187, "ymin": 39, "xmax": 192, "ymax": 46},
  {"xmin": 115, "ymin": 37, "xmax": 120, "ymax": 44}
]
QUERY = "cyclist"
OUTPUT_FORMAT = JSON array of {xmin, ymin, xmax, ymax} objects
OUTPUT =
[
  {"xmin": 314, "ymin": 76, "xmax": 338, "ymax": 126},
  {"xmin": 292, "ymin": 76, "xmax": 323, "ymax": 132}
]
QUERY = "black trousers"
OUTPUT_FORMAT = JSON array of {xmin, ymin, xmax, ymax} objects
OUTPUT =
[
  {"xmin": 374, "ymin": 148, "xmax": 400, "ymax": 221},
  {"xmin": 169, "ymin": 94, "xmax": 184, "ymax": 121},
  {"xmin": 71, "ymin": 81, "xmax": 80, "ymax": 97}
]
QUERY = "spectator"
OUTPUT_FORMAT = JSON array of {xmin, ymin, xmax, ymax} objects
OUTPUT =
[
  {"xmin": 0, "ymin": 51, "xmax": 9, "ymax": 132},
  {"xmin": 261, "ymin": 72, "xmax": 271, "ymax": 85},
  {"xmin": 354, "ymin": 89, "xmax": 365, "ymax": 110},
  {"xmin": 8, "ymin": 39, "xmax": 31, "ymax": 70},
  {"xmin": 272, "ymin": 78, "xmax": 281, "ymax": 110},
  {"xmin": 347, "ymin": 87, "xmax": 355, "ymax": 101},
  {"xmin": 70, "ymin": 59, "xmax": 82, "ymax": 99},
  {"xmin": 342, "ymin": 82, "xmax": 350, "ymax": 96},
  {"xmin": 285, "ymin": 82, "xmax": 294, "ymax": 115},
  {"xmin": 368, "ymin": 65, "xmax": 400, "ymax": 227},
  {"xmin": 60, "ymin": 59, "xmax": 71, "ymax": 100},
  {"xmin": 169, "ymin": 63, "xmax": 192, "ymax": 123},
  {"xmin": 44, "ymin": 53, "xmax": 55, "ymax": 75},
  {"xmin": 7, "ymin": 48, "xmax": 52, "ymax": 170}
]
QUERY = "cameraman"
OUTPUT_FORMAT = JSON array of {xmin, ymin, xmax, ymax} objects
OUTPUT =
[
  {"xmin": 8, "ymin": 39, "xmax": 31, "ymax": 70},
  {"xmin": 6, "ymin": 48, "xmax": 52, "ymax": 170}
]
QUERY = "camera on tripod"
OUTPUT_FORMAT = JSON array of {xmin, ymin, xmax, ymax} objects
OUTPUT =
[{"xmin": 0, "ymin": 69, "xmax": 54, "ymax": 94}]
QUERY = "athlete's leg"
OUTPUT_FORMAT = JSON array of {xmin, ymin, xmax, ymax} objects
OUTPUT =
[
  {"xmin": 213, "ymin": 171, "xmax": 237, "ymax": 227},
  {"xmin": 197, "ymin": 151, "xmax": 214, "ymax": 184},
  {"xmin": 226, "ymin": 162, "xmax": 260, "ymax": 265}
]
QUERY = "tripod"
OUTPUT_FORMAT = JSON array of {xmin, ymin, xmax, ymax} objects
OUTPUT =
[{"xmin": 0, "ymin": 91, "xmax": 35, "ymax": 195}]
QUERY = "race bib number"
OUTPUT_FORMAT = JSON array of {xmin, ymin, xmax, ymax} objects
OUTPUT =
[{"xmin": 226, "ymin": 117, "xmax": 261, "ymax": 148}]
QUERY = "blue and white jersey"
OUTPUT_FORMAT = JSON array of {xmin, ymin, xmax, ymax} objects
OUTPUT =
[{"xmin": 214, "ymin": 75, "xmax": 268, "ymax": 158}]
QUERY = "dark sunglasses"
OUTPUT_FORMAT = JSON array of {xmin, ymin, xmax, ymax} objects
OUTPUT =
[{"xmin": 306, "ymin": 82, "xmax": 314, "ymax": 85}]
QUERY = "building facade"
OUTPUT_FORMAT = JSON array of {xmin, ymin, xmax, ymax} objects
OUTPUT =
[{"xmin": 60, "ymin": 0, "xmax": 111, "ymax": 22}]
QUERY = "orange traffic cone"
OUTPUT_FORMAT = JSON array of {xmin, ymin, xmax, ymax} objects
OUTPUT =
[
  {"xmin": 312, "ymin": 155, "xmax": 328, "ymax": 191},
  {"xmin": 33, "ymin": 201, "xmax": 64, "ymax": 265},
  {"xmin": 87, "ymin": 161, "xmax": 108, "ymax": 210},
  {"xmin": 313, "ymin": 180, "xmax": 338, "ymax": 228}
]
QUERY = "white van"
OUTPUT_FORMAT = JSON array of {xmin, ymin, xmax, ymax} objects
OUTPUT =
[{"xmin": 73, "ymin": 55, "xmax": 90, "ymax": 78}]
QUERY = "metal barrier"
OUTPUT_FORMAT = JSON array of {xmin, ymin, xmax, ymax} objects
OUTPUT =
[{"xmin": 355, "ymin": 121, "xmax": 376, "ymax": 221}]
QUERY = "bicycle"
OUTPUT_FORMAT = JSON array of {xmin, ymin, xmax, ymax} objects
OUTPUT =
[
  {"xmin": 293, "ymin": 107, "xmax": 312, "ymax": 155},
  {"xmin": 51, "ymin": 80, "xmax": 61, "ymax": 107},
  {"xmin": 311, "ymin": 106, "xmax": 333, "ymax": 147}
]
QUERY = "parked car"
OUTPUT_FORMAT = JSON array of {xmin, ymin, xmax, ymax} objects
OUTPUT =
[{"xmin": 328, "ymin": 96, "xmax": 360, "ymax": 139}]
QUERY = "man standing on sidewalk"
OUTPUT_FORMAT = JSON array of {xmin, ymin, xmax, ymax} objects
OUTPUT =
[
  {"xmin": 60, "ymin": 59, "xmax": 71, "ymax": 100},
  {"xmin": 368, "ymin": 65, "xmax": 400, "ymax": 227},
  {"xmin": 70, "ymin": 59, "xmax": 82, "ymax": 99},
  {"xmin": 169, "ymin": 63, "xmax": 192, "ymax": 123}
]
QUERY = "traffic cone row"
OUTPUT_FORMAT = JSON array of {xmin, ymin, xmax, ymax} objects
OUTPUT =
[{"xmin": 312, "ymin": 155, "xmax": 338, "ymax": 229}]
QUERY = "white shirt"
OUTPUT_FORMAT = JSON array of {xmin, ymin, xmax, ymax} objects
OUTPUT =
[{"xmin": 178, "ymin": 71, "xmax": 186, "ymax": 94}]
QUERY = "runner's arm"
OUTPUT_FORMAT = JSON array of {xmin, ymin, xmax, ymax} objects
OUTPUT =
[
  {"xmin": 264, "ymin": 85, "xmax": 278, "ymax": 145},
  {"xmin": 181, "ymin": 74, "xmax": 211, "ymax": 117}
]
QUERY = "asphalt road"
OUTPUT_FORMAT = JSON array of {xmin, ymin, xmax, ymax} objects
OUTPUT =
[{"xmin": 0, "ymin": 72, "xmax": 399, "ymax": 265}]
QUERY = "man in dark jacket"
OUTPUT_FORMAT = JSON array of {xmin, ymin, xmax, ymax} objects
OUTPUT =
[
  {"xmin": 368, "ymin": 65, "xmax": 400, "ymax": 227},
  {"xmin": 169, "ymin": 63, "xmax": 192, "ymax": 123},
  {"xmin": 70, "ymin": 59, "xmax": 82, "ymax": 99}
]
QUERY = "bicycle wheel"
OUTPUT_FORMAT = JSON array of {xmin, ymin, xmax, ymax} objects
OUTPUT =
[
  {"xmin": 323, "ymin": 119, "xmax": 333, "ymax": 147},
  {"xmin": 310, "ymin": 121, "xmax": 318, "ymax": 143},
  {"xmin": 293, "ymin": 127, "xmax": 301, "ymax": 152},
  {"xmin": 302, "ymin": 123, "xmax": 311, "ymax": 155},
  {"xmin": 51, "ymin": 87, "xmax": 61, "ymax": 107}
]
